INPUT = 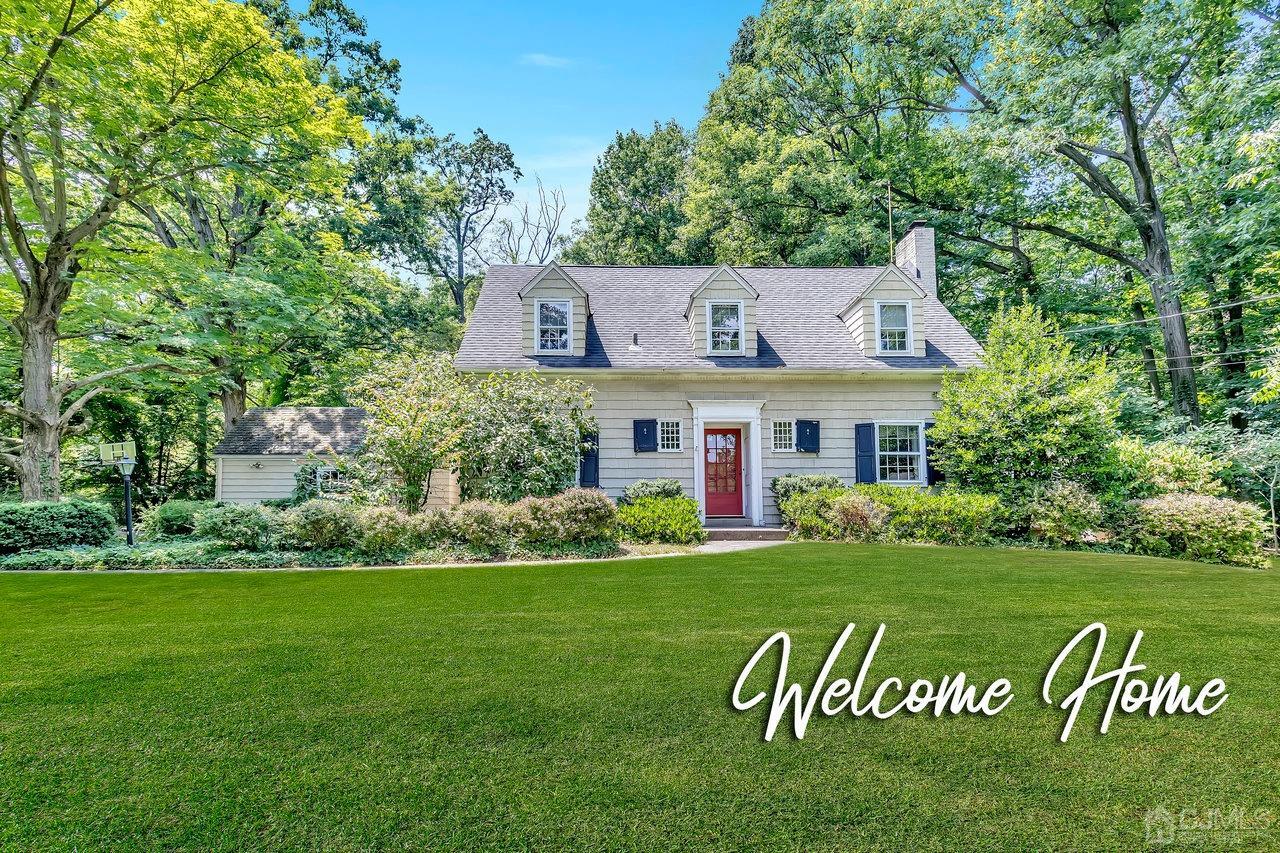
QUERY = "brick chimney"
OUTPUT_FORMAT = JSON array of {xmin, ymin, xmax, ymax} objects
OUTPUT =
[{"xmin": 894, "ymin": 220, "xmax": 936, "ymax": 297}]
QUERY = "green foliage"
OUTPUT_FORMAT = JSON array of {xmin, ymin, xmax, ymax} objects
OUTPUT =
[
  {"xmin": 1027, "ymin": 483, "xmax": 1103, "ymax": 547},
  {"xmin": 779, "ymin": 485, "xmax": 1000, "ymax": 546},
  {"xmin": 140, "ymin": 500, "xmax": 218, "ymax": 539},
  {"xmin": 931, "ymin": 306, "xmax": 1119, "ymax": 513},
  {"xmin": 194, "ymin": 504, "xmax": 281, "ymax": 552},
  {"xmin": 1101, "ymin": 436, "xmax": 1228, "ymax": 504},
  {"xmin": 564, "ymin": 121, "xmax": 710, "ymax": 265},
  {"xmin": 507, "ymin": 489, "xmax": 618, "ymax": 547},
  {"xmin": 410, "ymin": 509, "xmax": 454, "ymax": 549},
  {"xmin": 284, "ymin": 500, "xmax": 360, "ymax": 550},
  {"xmin": 351, "ymin": 353, "xmax": 465, "ymax": 512},
  {"xmin": 449, "ymin": 502, "xmax": 510, "ymax": 552},
  {"xmin": 616, "ymin": 497, "xmax": 706, "ymax": 545},
  {"xmin": 1117, "ymin": 494, "xmax": 1270, "ymax": 569},
  {"xmin": 620, "ymin": 479, "xmax": 686, "ymax": 504},
  {"xmin": 0, "ymin": 500, "xmax": 116, "ymax": 553},
  {"xmin": 355, "ymin": 506, "xmax": 416, "ymax": 556},
  {"xmin": 770, "ymin": 474, "xmax": 846, "ymax": 505},
  {"xmin": 455, "ymin": 371, "xmax": 595, "ymax": 503},
  {"xmin": 854, "ymin": 486, "xmax": 1002, "ymax": 547}
]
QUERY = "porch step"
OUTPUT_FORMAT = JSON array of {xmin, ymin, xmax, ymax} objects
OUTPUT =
[{"xmin": 703, "ymin": 526, "xmax": 790, "ymax": 542}]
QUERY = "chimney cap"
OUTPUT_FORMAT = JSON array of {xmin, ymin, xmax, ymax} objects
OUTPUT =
[{"xmin": 907, "ymin": 219, "xmax": 928, "ymax": 230}]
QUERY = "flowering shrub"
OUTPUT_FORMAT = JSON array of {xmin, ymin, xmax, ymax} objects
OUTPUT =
[
  {"xmin": 829, "ymin": 492, "xmax": 888, "ymax": 542},
  {"xmin": 621, "ymin": 478, "xmax": 685, "ymax": 504},
  {"xmin": 779, "ymin": 485, "xmax": 1000, "ymax": 546},
  {"xmin": 1117, "ymin": 493, "xmax": 1269, "ymax": 569},
  {"xmin": 356, "ymin": 506, "xmax": 415, "ymax": 554},
  {"xmin": 450, "ymin": 501, "xmax": 510, "ymax": 552},
  {"xmin": 777, "ymin": 488, "xmax": 848, "ymax": 540},
  {"xmin": 194, "ymin": 504, "xmax": 281, "ymax": 551},
  {"xmin": 409, "ymin": 508, "xmax": 453, "ymax": 548},
  {"xmin": 508, "ymin": 489, "xmax": 617, "ymax": 546},
  {"xmin": 284, "ymin": 500, "xmax": 359, "ymax": 550},
  {"xmin": 617, "ymin": 496, "xmax": 705, "ymax": 544},
  {"xmin": 1028, "ymin": 482, "xmax": 1103, "ymax": 546}
]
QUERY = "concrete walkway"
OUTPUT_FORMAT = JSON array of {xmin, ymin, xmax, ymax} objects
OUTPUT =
[{"xmin": 694, "ymin": 540, "xmax": 792, "ymax": 554}]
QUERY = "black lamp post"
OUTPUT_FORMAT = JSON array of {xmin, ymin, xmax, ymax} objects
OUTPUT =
[{"xmin": 118, "ymin": 456, "xmax": 136, "ymax": 546}]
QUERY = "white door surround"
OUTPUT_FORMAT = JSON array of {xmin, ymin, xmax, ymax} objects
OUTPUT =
[{"xmin": 688, "ymin": 400, "xmax": 765, "ymax": 526}]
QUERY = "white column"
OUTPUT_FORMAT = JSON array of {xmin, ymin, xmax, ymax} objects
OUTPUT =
[{"xmin": 748, "ymin": 413, "xmax": 764, "ymax": 525}]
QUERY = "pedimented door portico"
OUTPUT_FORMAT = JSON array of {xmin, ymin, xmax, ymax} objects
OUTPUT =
[{"xmin": 689, "ymin": 400, "xmax": 765, "ymax": 526}]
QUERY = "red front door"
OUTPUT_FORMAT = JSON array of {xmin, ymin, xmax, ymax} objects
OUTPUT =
[{"xmin": 704, "ymin": 428, "xmax": 743, "ymax": 517}]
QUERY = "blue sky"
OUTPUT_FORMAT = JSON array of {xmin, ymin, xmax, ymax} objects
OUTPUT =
[{"xmin": 355, "ymin": 0, "xmax": 758, "ymax": 225}]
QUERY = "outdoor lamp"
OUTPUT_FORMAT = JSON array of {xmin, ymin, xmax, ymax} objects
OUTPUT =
[{"xmin": 118, "ymin": 457, "xmax": 137, "ymax": 546}]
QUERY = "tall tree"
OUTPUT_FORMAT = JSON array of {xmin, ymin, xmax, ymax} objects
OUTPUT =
[
  {"xmin": 0, "ymin": 0, "xmax": 356, "ymax": 499},
  {"xmin": 566, "ymin": 121, "xmax": 709, "ymax": 265}
]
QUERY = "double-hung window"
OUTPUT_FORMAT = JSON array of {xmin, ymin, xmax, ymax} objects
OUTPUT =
[
  {"xmin": 707, "ymin": 301, "xmax": 744, "ymax": 355},
  {"xmin": 772, "ymin": 419, "xmax": 796, "ymax": 452},
  {"xmin": 536, "ymin": 299, "xmax": 572, "ymax": 353},
  {"xmin": 877, "ymin": 423, "xmax": 924, "ymax": 484},
  {"xmin": 657, "ymin": 419, "xmax": 683, "ymax": 452},
  {"xmin": 876, "ymin": 302, "xmax": 912, "ymax": 354}
]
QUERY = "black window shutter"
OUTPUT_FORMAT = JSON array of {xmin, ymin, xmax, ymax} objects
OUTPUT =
[
  {"xmin": 855, "ymin": 422, "xmax": 877, "ymax": 483},
  {"xmin": 633, "ymin": 419, "xmax": 657, "ymax": 453},
  {"xmin": 579, "ymin": 431, "xmax": 599, "ymax": 487},
  {"xmin": 924, "ymin": 421, "xmax": 943, "ymax": 486},
  {"xmin": 796, "ymin": 420, "xmax": 820, "ymax": 453}
]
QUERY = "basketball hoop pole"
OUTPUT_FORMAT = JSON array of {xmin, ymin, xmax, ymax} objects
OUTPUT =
[{"xmin": 117, "ymin": 457, "xmax": 137, "ymax": 547}]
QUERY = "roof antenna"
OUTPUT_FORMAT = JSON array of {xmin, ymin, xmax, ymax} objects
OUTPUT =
[{"xmin": 887, "ymin": 177, "xmax": 895, "ymax": 266}]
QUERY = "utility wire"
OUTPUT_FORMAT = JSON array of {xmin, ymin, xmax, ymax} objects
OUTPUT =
[{"xmin": 1057, "ymin": 293, "xmax": 1280, "ymax": 336}]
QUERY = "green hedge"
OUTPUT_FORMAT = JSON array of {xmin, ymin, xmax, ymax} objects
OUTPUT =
[
  {"xmin": 140, "ymin": 500, "xmax": 218, "ymax": 538},
  {"xmin": 0, "ymin": 499, "xmax": 116, "ymax": 553},
  {"xmin": 617, "ymin": 496, "xmax": 705, "ymax": 544},
  {"xmin": 778, "ymin": 485, "xmax": 1001, "ymax": 546},
  {"xmin": 620, "ymin": 479, "xmax": 685, "ymax": 505}
]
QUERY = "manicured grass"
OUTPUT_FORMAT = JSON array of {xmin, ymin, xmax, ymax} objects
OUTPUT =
[{"xmin": 2, "ymin": 544, "xmax": 1278, "ymax": 850}]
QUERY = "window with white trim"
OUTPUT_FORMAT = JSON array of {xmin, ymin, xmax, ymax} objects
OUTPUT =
[
  {"xmin": 772, "ymin": 419, "xmax": 795, "ymax": 452},
  {"xmin": 876, "ymin": 302, "xmax": 911, "ymax": 354},
  {"xmin": 708, "ymin": 301, "xmax": 743, "ymax": 354},
  {"xmin": 657, "ymin": 418, "xmax": 683, "ymax": 452},
  {"xmin": 536, "ymin": 299, "xmax": 572, "ymax": 353},
  {"xmin": 877, "ymin": 423, "xmax": 924, "ymax": 483}
]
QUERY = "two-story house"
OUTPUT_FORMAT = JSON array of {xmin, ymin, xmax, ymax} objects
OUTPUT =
[{"xmin": 455, "ymin": 222, "xmax": 982, "ymax": 526}]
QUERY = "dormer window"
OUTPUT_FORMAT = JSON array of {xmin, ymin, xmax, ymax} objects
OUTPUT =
[
  {"xmin": 708, "ymin": 301, "xmax": 744, "ymax": 355},
  {"xmin": 536, "ymin": 299, "xmax": 572, "ymax": 353},
  {"xmin": 876, "ymin": 302, "xmax": 912, "ymax": 354}
]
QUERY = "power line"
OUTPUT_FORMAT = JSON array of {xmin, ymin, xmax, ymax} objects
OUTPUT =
[{"xmin": 1057, "ymin": 293, "xmax": 1280, "ymax": 336}]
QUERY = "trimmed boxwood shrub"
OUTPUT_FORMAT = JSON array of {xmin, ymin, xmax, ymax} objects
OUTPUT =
[
  {"xmin": 617, "ymin": 496, "xmax": 705, "ymax": 544},
  {"xmin": 194, "ymin": 504, "xmax": 281, "ymax": 552},
  {"xmin": 1117, "ymin": 493, "xmax": 1269, "ymax": 569},
  {"xmin": 284, "ymin": 500, "xmax": 359, "ymax": 550},
  {"xmin": 140, "ymin": 500, "xmax": 217, "ymax": 538},
  {"xmin": 771, "ymin": 474, "xmax": 845, "ymax": 506},
  {"xmin": 0, "ymin": 499, "xmax": 116, "ymax": 553},
  {"xmin": 621, "ymin": 478, "xmax": 685, "ymax": 505}
]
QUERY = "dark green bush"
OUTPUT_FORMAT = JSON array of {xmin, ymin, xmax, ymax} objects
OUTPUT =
[
  {"xmin": 617, "ymin": 496, "xmax": 705, "ymax": 544},
  {"xmin": 283, "ymin": 500, "xmax": 359, "ymax": 550},
  {"xmin": 0, "ymin": 499, "xmax": 116, "ymax": 553},
  {"xmin": 771, "ymin": 474, "xmax": 845, "ymax": 506},
  {"xmin": 1116, "ymin": 493, "xmax": 1268, "ymax": 569},
  {"xmin": 140, "ymin": 500, "xmax": 217, "ymax": 538},
  {"xmin": 621, "ymin": 478, "xmax": 685, "ymax": 505},
  {"xmin": 194, "ymin": 504, "xmax": 280, "ymax": 552}
]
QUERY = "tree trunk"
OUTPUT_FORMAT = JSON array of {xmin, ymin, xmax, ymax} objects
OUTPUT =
[
  {"xmin": 15, "ymin": 311, "xmax": 61, "ymax": 501},
  {"xmin": 194, "ymin": 400, "xmax": 209, "ymax": 479},
  {"xmin": 452, "ymin": 218, "xmax": 467, "ymax": 320},
  {"xmin": 1130, "ymin": 298, "xmax": 1162, "ymax": 401},
  {"xmin": 219, "ymin": 373, "xmax": 248, "ymax": 434}
]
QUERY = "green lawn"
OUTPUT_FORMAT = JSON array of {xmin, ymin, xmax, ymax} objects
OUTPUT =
[{"xmin": 2, "ymin": 544, "xmax": 1278, "ymax": 850}]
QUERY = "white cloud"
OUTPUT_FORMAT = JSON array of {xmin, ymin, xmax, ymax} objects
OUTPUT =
[{"xmin": 518, "ymin": 52, "xmax": 574, "ymax": 68}]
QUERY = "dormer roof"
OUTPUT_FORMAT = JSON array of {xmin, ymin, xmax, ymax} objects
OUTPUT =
[
  {"xmin": 683, "ymin": 264, "xmax": 758, "ymax": 318},
  {"xmin": 836, "ymin": 265, "xmax": 927, "ymax": 319}
]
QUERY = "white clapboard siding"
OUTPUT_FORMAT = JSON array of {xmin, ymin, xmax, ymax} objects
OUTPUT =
[
  {"xmin": 215, "ymin": 455, "xmax": 458, "ymax": 508},
  {"xmin": 586, "ymin": 375, "xmax": 941, "ymax": 524}
]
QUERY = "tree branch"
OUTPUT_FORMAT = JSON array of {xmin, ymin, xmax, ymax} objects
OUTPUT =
[{"xmin": 56, "ymin": 361, "xmax": 182, "ymax": 395}]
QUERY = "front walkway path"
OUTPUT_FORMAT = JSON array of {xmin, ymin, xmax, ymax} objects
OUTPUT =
[{"xmin": 694, "ymin": 540, "xmax": 791, "ymax": 555}]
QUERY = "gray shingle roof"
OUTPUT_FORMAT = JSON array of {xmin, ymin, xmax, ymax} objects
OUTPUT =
[
  {"xmin": 455, "ymin": 265, "xmax": 982, "ymax": 372},
  {"xmin": 213, "ymin": 407, "xmax": 368, "ymax": 456}
]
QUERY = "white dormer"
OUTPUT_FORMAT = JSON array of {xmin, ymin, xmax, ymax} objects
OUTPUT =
[
  {"xmin": 519, "ymin": 262, "xmax": 589, "ymax": 357},
  {"xmin": 685, "ymin": 265, "xmax": 758, "ymax": 357},
  {"xmin": 838, "ymin": 265, "xmax": 928, "ymax": 357}
]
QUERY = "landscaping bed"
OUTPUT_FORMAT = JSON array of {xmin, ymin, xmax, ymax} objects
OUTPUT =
[{"xmin": 1, "ymin": 543, "xmax": 1277, "ymax": 849}]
